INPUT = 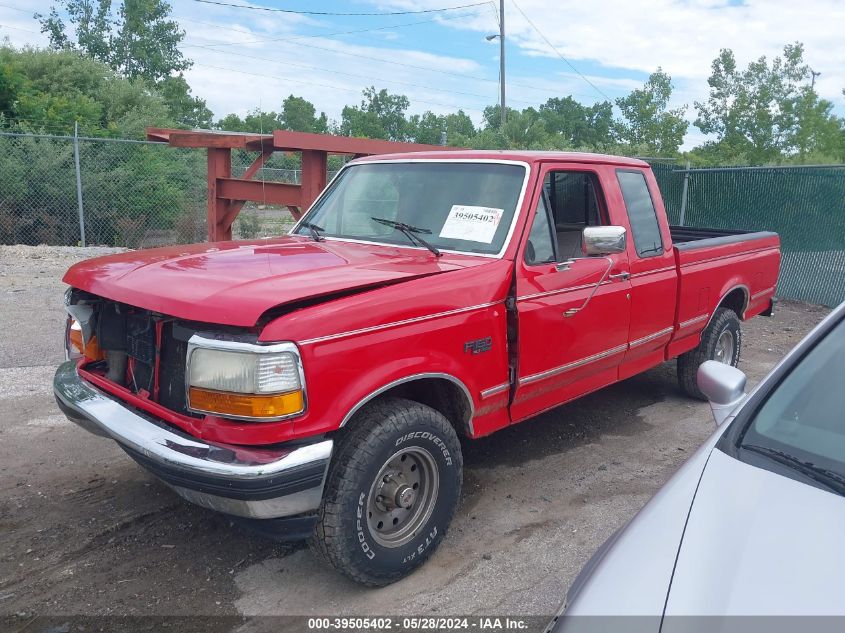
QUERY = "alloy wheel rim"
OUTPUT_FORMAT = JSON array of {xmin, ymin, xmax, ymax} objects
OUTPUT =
[
  {"xmin": 366, "ymin": 446, "xmax": 439, "ymax": 548},
  {"xmin": 714, "ymin": 329, "xmax": 735, "ymax": 365}
]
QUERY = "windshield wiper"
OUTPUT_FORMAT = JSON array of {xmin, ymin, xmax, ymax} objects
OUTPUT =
[
  {"xmin": 299, "ymin": 221, "xmax": 325, "ymax": 242},
  {"xmin": 371, "ymin": 217, "xmax": 441, "ymax": 257},
  {"xmin": 742, "ymin": 444, "xmax": 845, "ymax": 495}
]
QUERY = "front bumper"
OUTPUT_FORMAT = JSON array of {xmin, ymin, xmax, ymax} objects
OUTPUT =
[{"xmin": 53, "ymin": 360, "xmax": 333, "ymax": 520}]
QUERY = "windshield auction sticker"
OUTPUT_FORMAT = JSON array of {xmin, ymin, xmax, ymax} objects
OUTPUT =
[{"xmin": 439, "ymin": 205, "xmax": 504, "ymax": 244}]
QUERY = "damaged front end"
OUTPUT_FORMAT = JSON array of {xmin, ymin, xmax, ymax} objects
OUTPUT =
[{"xmin": 56, "ymin": 288, "xmax": 333, "ymax": 523}]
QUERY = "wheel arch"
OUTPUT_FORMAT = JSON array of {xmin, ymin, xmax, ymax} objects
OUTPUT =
[
  {"xmin": 340, "ymin": 373, "xmax": 475, "ymax": 437},
  {"xmin": 703, "ymin": 284, "xmax": 749, "ymax": 335},
  {"xmin": 717, "ymin": 284, "xmax": 750, "ymax": 320}
]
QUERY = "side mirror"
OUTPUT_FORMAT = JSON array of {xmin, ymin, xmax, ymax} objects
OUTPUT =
[
  {"xmin": 582, "ymin": 226, "xmax": 626, "ymax": 256},
  {"xmin": 697, "ymin": 360, "xmax": 747, "ymax": 426}
]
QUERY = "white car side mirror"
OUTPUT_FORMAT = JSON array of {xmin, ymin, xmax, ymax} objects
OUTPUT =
[{"xmin": 697, "ymin": 360, "xmax": 747, "ymax": 426}]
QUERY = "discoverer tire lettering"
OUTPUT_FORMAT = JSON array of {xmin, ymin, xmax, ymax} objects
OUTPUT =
[{"xmin": 309, "ymin": 397, "xmax": 462, "ymax": 586}]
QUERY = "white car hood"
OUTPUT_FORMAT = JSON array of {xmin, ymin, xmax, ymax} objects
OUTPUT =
[{"xmin": 664, "ymin": 448, "xmax": 845, "ymax": 618}]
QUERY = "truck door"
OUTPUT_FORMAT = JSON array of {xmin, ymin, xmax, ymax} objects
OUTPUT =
[
  {"xmin": 511, "ymin": 165, "xmax": 631, "ymax": 423},
  {"xmin": 614, "ymin": 169, "xmax": 678, "ymax": 379}
]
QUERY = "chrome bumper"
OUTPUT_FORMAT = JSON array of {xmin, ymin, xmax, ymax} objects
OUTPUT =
[{"xmin": 53, "ymin": 360, "xmax": 333, "ymax": 520}]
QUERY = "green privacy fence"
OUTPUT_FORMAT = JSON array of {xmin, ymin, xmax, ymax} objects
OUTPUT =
[{"xmin": 649, "ymin": 162, "xmax": 845, "ymax": 307}]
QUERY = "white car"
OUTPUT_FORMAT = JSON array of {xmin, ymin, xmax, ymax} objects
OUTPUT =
[{"xmin": 552, "ymin": 301, "xmax": 845, "ymax": 631}]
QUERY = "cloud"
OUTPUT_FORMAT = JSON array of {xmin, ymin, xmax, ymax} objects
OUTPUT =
[
  {"xmin": 413, "ymin": 0, "xmax": 845, "ymax": 105},
  {"xmin": 2, "ymin": 0, "xmax": 842, "ymax": 153}
]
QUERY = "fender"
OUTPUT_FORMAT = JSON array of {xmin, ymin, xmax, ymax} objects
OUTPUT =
[
  {"xmin": 707, "ymin": 282, "xmax": 749, "ymax": 326},
  {"xmin": 340, "ymin": 372, "xmax": 475, "ymax": 432}
]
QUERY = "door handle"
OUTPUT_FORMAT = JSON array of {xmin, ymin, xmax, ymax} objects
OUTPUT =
[{"xmin": 609, "ymin": 271, "xmax": 630, "ymax": 281}]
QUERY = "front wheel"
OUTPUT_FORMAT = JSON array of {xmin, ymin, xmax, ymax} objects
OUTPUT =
[
  {"xmin": 309, "ymin": 397, "xmax": 463, "ymax": 586},
  {"xmin": 677, "ymin": 307, "xmax": 742, "ymax": 400}
]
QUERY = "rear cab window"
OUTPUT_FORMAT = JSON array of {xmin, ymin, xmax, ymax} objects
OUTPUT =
[{"xmin": 616, "ymin": 169, "xmax": 663, "ymax": 258}]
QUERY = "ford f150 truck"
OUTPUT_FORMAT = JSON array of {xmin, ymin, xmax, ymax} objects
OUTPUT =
[{"xmin": 54, "ymin": 151, "xmax": 780, "ymax": 585}]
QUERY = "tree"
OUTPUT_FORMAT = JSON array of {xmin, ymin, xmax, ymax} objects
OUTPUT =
[
  {"xmin": 157, "ymin": 74, "xmax": 212, "ymax": 128},
  {"xmin": 0, "ymin": 61, "xmax": 23, "ymax": 118},
  {"xmin": 340, "ymin": 87, "xmax": 409, "ymax": 140},
  {"xmin": 111, "ymin": 0, "xmax": 190, "ymax": 82},
  {"xmin": 443, "ymin": 110, "xmax": 475, "ymax": 139},
  {"xmin": 615, "ymin": 69, "xmax": 688, "ymax": 155},
  {"xmin": 501, "ymin": 107, "xmax": 549, "ymax": 148},
  {"xmin": 0, "ymin": 45, "xmax": 172, "ymax": 136},
  {"xmin": 407, "ymin": 111, "xmax": 444, "ymax": 145},
  {"xmin": 280, "ymin": 95, "xmax": 327, "ymax": 133},
  {"xmin": 693, "ymin": 42, "xmax": 842, "ymax": 163},
  {"xmin": 37, "ymin": 0, "xmax": 190, "ymax": 84},
  {"xmin": 538, "ymin": 96, "xmax": 615, "ymax": 150}
]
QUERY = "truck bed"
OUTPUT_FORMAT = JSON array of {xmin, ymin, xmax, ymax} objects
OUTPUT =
[
  {"xmin": 668, "ymin": 227, "xmax": 781, "ymax": 360},
  {"xmin": 670, "ymin": 225, "xmax": 778, "ymax": 251}
]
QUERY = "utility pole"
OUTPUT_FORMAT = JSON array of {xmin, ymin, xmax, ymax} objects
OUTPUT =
[{"xmin": 499, "ymin": 0, "xmax": 506, "ymax": 128}]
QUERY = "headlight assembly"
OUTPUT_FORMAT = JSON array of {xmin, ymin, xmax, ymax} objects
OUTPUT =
[{"xmin": 186, "ymin": 336, "xmax": 305, "ymax": 421}]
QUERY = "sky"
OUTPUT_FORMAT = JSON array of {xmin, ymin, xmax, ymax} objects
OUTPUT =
[{"xmin": 1, "ymin": 0, "xmax": 844, "ymax": 150}]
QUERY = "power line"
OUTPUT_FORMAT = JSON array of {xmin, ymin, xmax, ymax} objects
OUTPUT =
[
  {"xmin": 192, "ymin": 34, "xmax": 595, "ymax": 102},
  {"xmin": 190, "ymin": 0, "xmax": 493, "ymax": 17},
  {"xmin": 178, "ymin": 9, "xmax": 600, "ymax": 101},
  {"xmin": 192, "ymin": 61, "xmax": 477, "ymax": 112},
  {"xmin": 179, "ymin": 9, "xmax": 486, "ymax": 49},
  {"xmin": 0, "ymin": 2, "xmax": 31, "ymax": 13},
  {"xmin": 189, "ymin": 44, "xmax": 543, "ymax": 107},
  {"xmin": 508, "ymin": 0, "xmax": 611, "ymax": 101},
  {"xmin": 0, "ymin": 22, "xmax": 40, "ymax": 34}
]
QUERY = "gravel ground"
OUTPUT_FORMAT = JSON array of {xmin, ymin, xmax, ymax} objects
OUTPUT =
[{"xmin": 0, "ymin": 245, "xmax": 831, "ymax": 632}]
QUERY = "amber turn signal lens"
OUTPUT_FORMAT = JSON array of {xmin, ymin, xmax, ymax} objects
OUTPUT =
[
  {"xmin": 68, "ymin": 320, "xmax": 105, "ymax": 361},
  {"xmin": 188, "ymin": 387, "xmax": 304, "ymax": 419}
]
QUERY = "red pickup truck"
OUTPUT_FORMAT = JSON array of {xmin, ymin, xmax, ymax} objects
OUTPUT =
[{"xmin": 55, "ymin": 151, "xmax": 780, "ymax": 585}]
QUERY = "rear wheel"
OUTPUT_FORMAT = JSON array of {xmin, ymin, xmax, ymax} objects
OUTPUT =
[
  {"xmin": 677, "ymin": 307, "xmax": 742, "ymax": 400},
  {"xmin": 309, "ymin": 397, "xmax": 462, "ymax": 586}
]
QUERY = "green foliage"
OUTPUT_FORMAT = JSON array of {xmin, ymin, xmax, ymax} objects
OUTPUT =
[
  {"xmin": 340, "ymin": 86, "xmax": 410, "ymax": 141},
  {"xmin": 280, "ymin": 95, "xmax": 328, "ymax": 133},
  {"xmin": 693, "ymin": 43, "xmax": 843, "ymax": 164},
  {"xmin": 538, "ymin": 97, "xmax": 615, "ymax": 150},
  {"xmin": 157, "ymin": 74, "xmax": 212, "ymax": 129},
  {"xmin": 0, "ymin": 45, "xmax": 174, "ymax": 136},
  {"xmin": 235, "ymin": 213, "xmax": 264, "ymax": 239},
  {"xmin": 37, "ymin": 0, "xmax": 190, "ymax": 83},
  {"xmin": 35, "ymin": 0, "xmax": 200, "ymax": 128},
  {"xmin": 615, "ymin": 69, "xmax": 688, "ymax": 154}
]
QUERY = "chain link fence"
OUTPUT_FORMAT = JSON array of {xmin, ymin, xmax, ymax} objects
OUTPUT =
[
  {"xmin": 0, "ymin": 131, "xmax": 841, "ymax": 306},
  {"xmin": 650, "ymin": 162, "xmax": 845, "ymax": 307},
  {"xmin": 0, "ymin": 132, "xmax": 209, "ymax": 248}
]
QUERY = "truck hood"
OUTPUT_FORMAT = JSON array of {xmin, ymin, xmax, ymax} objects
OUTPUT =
[
  {"xmin": 663, "ymin": 448, "xmax": 845, "ymax": 618},
  {"xmin": 63, "ymin": 237, "xmax": 482, "ymax": 327}
]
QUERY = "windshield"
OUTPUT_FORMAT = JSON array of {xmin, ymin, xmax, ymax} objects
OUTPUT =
[
  {"xmin": 293, "ymin": 161, "xmax": 527, "ymax": 256},
  {"xmin": 738, "ymin": 316, "xmax": 845, "ymax": 490}
]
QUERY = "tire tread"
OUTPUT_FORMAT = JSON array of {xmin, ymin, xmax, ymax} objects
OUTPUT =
[
  {"xmin": 677, "ymin": 307, "xmax": 741, "ymax": 400},
  {"xmin": 309, "ymin": 397, "xmax": 462, "ymax": 586}
]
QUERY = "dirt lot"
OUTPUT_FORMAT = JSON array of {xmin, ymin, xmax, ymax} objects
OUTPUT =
[{"xmin": 0, "ymin": 245, "xmax": 832, "ymax": 630}]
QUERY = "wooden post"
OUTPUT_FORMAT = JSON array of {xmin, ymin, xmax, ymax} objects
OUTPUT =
[
  {"xmin": 147, "ymin": 128, "xmax": 454, "ymax": 242},
  {"xmin": 300, "ymin": 150, "xmax": 328, "ymax": 215},
  {"xmin": 207, "ymin": 147, "xmax": 232, "ymax": 241}
]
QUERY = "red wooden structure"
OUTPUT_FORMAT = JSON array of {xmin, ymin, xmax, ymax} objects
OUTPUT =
[{"xmin": 146, "ymin": 128, "xmax": 453, "ymax": 242}]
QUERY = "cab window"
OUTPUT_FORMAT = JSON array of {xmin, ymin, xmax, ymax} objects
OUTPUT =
[
  {"xmin": 543, "ymin": 171, "xmax": 606, "ymax": 260},
  {"xmin": 616, "ymin": 170, "xmax": 663, "ymax": 257},
  {"xmin": 524, "ymin": 194, "xmax": 557, "ymax": 266}
]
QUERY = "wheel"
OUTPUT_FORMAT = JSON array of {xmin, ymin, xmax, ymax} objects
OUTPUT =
[
  {"xmin": 677, "ymin": 307, "xmax": 742, "ymax": 400},
  {"xmin": 309, "ymin": 397, "xmax": 463, "ymax": 586}
]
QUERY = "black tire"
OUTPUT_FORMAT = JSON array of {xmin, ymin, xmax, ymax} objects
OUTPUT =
[
  {"xmin": 677, "ymin": 307, "xmax": 742, "ymax": 400},
  {"xmin": 309, "ymin": 397, "xmax": 462, "ymax": 586}
]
